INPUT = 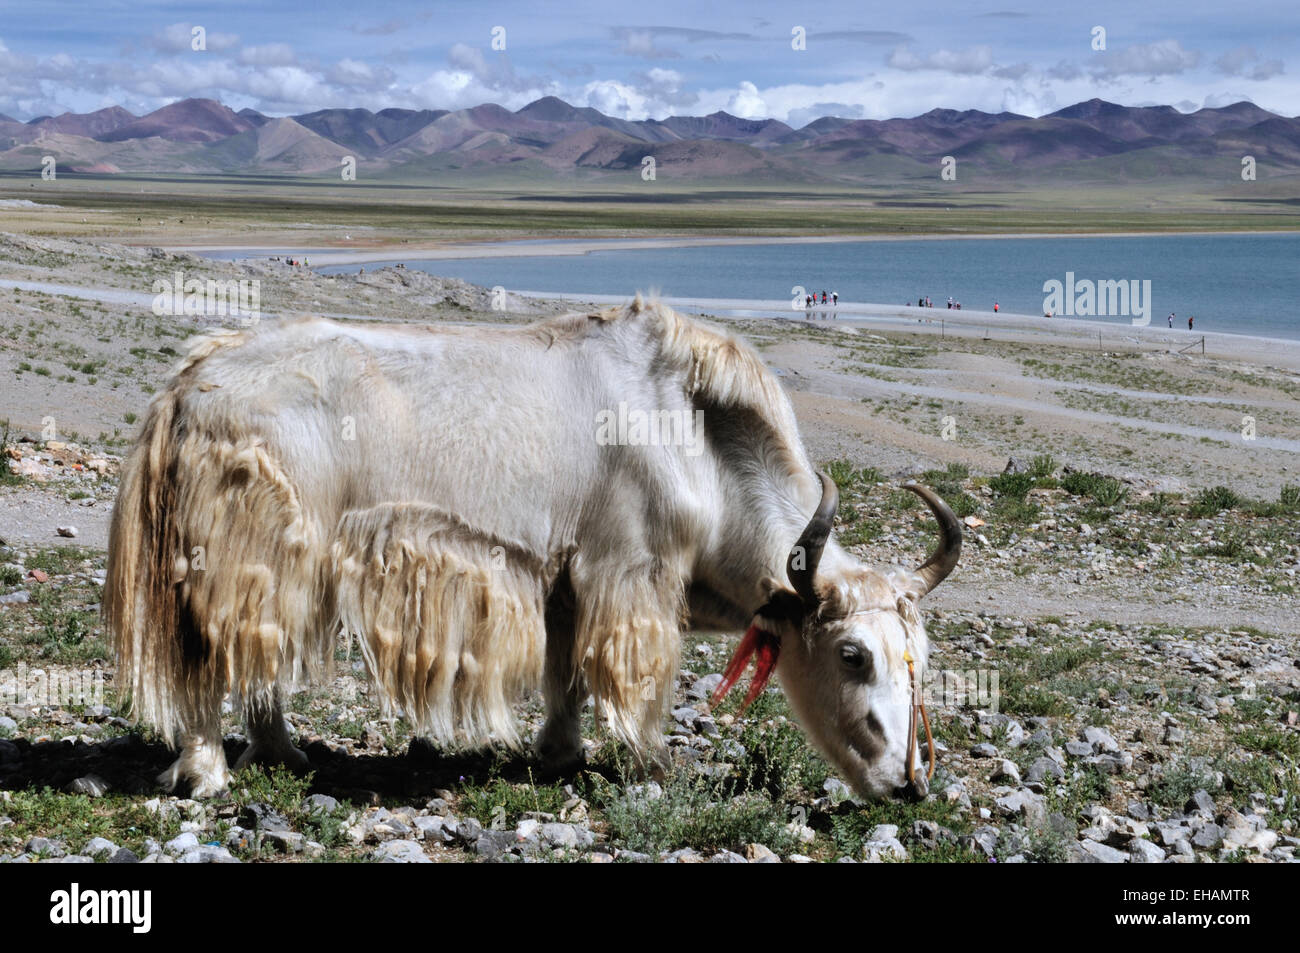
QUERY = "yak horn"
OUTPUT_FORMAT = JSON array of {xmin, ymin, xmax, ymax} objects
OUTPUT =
[
  {"xmin": 786, "ymin": 472, "xmax": 838, "ymax": 604},
  {"xmin": 902, "ymin": 482, "xmax": 962, "ymax": 595}
]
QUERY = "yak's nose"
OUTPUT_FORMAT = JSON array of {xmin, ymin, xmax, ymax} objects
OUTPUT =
[{"xmin": 893, "ymin": 765, "xmax": 929, "ymax": 801}]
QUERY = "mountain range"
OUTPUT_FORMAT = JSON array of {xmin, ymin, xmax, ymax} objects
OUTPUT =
[{"xmin": 1, "ymin": 96, "xmax": 1297, "ymax": 183}]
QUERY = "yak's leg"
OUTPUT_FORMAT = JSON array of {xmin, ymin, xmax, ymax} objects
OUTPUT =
[
  {"xmin": 572, "ymin": 561, "xmax": 680, "ymax": 777},
  {"xmin": 157, "ymin": 689, "xmax": 230, "ymax": 799},
  {"xmin": 535, "ymin": 569, "xmax": 586, "ymax": 771},
  {"xmin": 234, "ymin": 687, "xmax": 310, "ymax": 774}
]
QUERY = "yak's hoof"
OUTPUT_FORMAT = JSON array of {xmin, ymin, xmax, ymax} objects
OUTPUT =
[
  {"xmin": 233, "ymin": 742, "xmax": 311, "ymax": 775},
  {"xmin": 158, "ymin": 757, "xmax": 231, "ymax": 799}
]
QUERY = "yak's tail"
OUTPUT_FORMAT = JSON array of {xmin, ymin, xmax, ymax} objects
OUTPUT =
[
  {"xmin": 104, "ymin": 329, "xmax": 327, "ymax": 747},
  {"xmin": 103, "ymin": 387, "xmax": 193, "ymax": 746}
]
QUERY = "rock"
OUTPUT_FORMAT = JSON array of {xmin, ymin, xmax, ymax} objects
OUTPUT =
[
  {"xmin": 303, "ymin": 794, "xmax": 338, "ymax": 815},
  {"xmin": 109, "ymin": 848, "xmax": 139, "ymax": 864},
  {"xmin": 414, "ymin": 816, "xmax": 454, "ymax": 844},
  {"xmin": 908, "ymin": 820, "xmax": 952, "ymax": 850},
  {"xmin": 56, "ymin": 526, "xmax": 78, "ymax": 538},
  {"xmin": 1191, "ymin": 824, "xmax": 1224, "ymax": 850},
  {"xmin": 539, "ymin": 823, "xmax": 588, "ymax": 850},
  {"xmin": 1162, "ymin": 726, "xmax": 1186, "ymax": 744},
  {"xmin": 671, "ymin": 706, "xmax": 699, "ymax": 727},
  {"xmin": 373, "ymin": 840, "xmax": 431, "ymax": 863},
  {"xmin": 995, "ymin": 789, "xmax": 1047, "ymax": 826},
  {"xmin": 991, "ymin": 760, "xmax": 1021, "ymax": 784},
  {"xmin": 0, "ymin": 715, "xmax": 17, "ymax": 733},
  {"xmin": 0, "ymin": 591, "xmax": 29, "ymax": 606},
  {"xmin": 970, "ymin": 743, "xmax": 999, "ymax": 759},
  {"xmin": 709, "ymin": 850, "xmax": 748, "ymax": 863},
  {"xmin": 1026, "ymin": 757, "xmax": 1065, "ymax": 783},
  {"xmin": 178, "ymin": 846, "xmax": 240, "ymax": 864},
  {"xmin": 163, "ymin": 832, "xmax": 200, "ymax": 855},
  {"xmin": 746, "ymin": 843, "xmax": 779, "ymax": 863},
  {"xmin": 23, "ymin": 837, "xmax": 63, "ymax": 858},
  {"xmin": 687, "ymin": 674, "xmax": 723, "ymax": 701},
  {"xmin": 1064, "ymin": 741, "xmax": 1093, "ymax": 758},
  {"xmin": 475, "ymin": 830, "xmax": 514, "ymax": 859},
  {"xmin": 83, "ymin": 837, "xmax": 119, "ymax": 860},
  {"xmin": 1076, "ymin": 840, "xmax": 1128, "ymax": 863},
  {"xmin": 243, "ymin": 803, "xmax": 291, "ymax": 832},
  {"xmin": 262, "ymin": 829, "xmax": 304, "ymax": 853},
  {"xmin": 26, "ymin": 568, "xmax": 48, "ymax": 583},
  {"xmin": 863, "ymin": 835, "xmax": 907, "ymax": 862},
  {"xmin": 455, "ymin": 816, "xmax": 483, "ymax": 844},
  {"xmin": 65, "ymin": 775, "xmax": 109, "ymax": 797},
  {"xmin": 664, "ymin": 848, "xmax": 703, "ymax": 863},
  {"xmin": 1185, "ymin": 789, "xmax": 1216, "ymax": 815},
  {"xmin": 823, "ymin": 778, "xmax": 853, "ymax": 802},
  {"xmin": 1082, "ymin": 726, "xmax": 1120, "ymax": 753}
]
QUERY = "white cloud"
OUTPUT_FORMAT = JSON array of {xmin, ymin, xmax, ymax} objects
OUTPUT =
[
  {"xmin": 726, "ymin": 80, "xmax": 767, "ymax": 118},
  {"xmin": 888, "ymin": 45, "xmax": 994, "ymax": 75},
  {"xmin": 239, "ymin": 44, "xmax": 297, "ymax": 68},
  {"xmin": 1214, "ymin": 45, "xmax": 1284, "ymax": 81},
  {"xmin": 1092, "ymin": 40, "xmax": 1200, "ymax": 77}
]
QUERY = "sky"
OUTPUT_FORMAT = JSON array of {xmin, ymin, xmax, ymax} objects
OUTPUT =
[{"xmin": 0, "ymin": 1, "xmax": 1294, "ymax": 124}]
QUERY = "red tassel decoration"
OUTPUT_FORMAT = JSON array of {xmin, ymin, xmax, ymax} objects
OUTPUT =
[{"xmin": 710, "ymin": 624, "xmax": 781, "ymax": 712}]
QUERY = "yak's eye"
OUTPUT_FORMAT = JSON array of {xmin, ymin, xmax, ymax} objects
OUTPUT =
[{"xmin": 839, "ymin": 644, "xmax": 866, "ymax": 670}]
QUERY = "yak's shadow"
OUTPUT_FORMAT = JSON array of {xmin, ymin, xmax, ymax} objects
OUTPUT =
[{"xmin": 0, "ymin": 732, "xmax": 600, "ymax": 804}]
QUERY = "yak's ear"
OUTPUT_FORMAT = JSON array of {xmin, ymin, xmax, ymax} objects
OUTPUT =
[{"xmin": 755, "ymin": 576, "xmax": 803, "ymax": 624}]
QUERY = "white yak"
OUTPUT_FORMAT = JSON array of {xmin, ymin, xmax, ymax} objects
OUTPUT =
[{"xmin": 105, "ymin": 296, "xmax": 959, "ymax": 799}]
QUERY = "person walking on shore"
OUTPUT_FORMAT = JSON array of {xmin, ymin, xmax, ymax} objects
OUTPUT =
[
  {"xmin": 1188, "ymin": 315, "xmax": 1194, "ymax": 330},
  {"xmin": 994, "ymin": 301, "xmax": 999, "ymax": 313},
  {"xmin": 1168, "ymin": 313, "xmax": 1173, "ymax": 328},
  {"xmin": 832, "ymin": 291, "xmax": 838, "ymax": 306}
]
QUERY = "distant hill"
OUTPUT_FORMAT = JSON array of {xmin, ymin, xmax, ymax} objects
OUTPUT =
[
  {"xmin": 98, "ymin": 98, "xmax": 256, "ymax": 143},
  {"xmin": 1, "ymin": 95, "xmax": 1295, "ymax": 184}
]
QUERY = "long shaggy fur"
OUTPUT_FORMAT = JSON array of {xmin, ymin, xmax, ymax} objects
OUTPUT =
[{"xmin": 105, "ymin": 297, "xmax": 819, "ymax": 767}]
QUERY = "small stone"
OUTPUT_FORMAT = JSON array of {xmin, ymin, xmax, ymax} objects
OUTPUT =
[
  {"xmin": 687, "ymin": 674, "xmax": 723, "ymax": 701},
  {"xmin": 0, "ymin": 715, "xmax": 17, "ymax": 733},
  {"xmin": 995, "ymin": 789, "xmax": 1047, "ymax": 826},
  {"xmin": 970, "ymin": 743, "xmax": 999, "ymax": 759},
  {"xmin": 1185, "ymin": 789, "xmax": 1216, "ymax": 815},
  {"xmin": 1083, "ymin": 726, "xmax": 1120, "ymax": 753},
  {"xmin": 65, "ymin": 775, "xmax": 109, "ymax": 797},
  {"xmin": 539, "ymin": 823, "xmax": 585, "ymax": 850},
  {"xmin": 746, "ymin": 843, "xmax": 779, "ymax": 863},
  {"xmin": 0, "ymin": 591, "xmax": 29, "ymax": 606},
  {"xmin": 1077, "ymin": 840, "xmax": 1127, "ymax": 863},
  {"xmin": 474, "ymin": 830, "xmax": 513, "ymax": 859},
  {"xmin": 1064, "ymin": 741, "xmax": 1093, "ymax": 758},
  {"xmin": 1162, "ymin": 726, "xmax": 1186, "ymax": 744},
  {"xmin": 26, "ymin": 569, "xmax": 48, "ymax": 583},
  {"xmin": 1026, "ymin": 757, "xmax": 1065, "ymax": 783},
  {"xmin": 164, "ymin": 832, "xmax": 199, "ymax": 855},
  {"xmin": 262, "ymin": 829, "xmax": 304, "ymax": 853},
  {"xmin": 109, "ymin": 847, "xmax": 140, "ymax": 864},
  {"xmin": 414, "ymin": 816, "xmax": 453, "ymax": 843},
  {"xmin": 823, "ymin": 778, "xmax": 852, "ymax": 802},
  {"xmin": 303, "ymin": 794, "xmax": 338, "ymax": 815},
  {"xmin": 991, "ymin": 759, "xmax": 1021, "ymax": 784},
  {"xmin": 709, "ymin": 850, "xmax": 748, "ymax": 863},
  {"xmin": 83, "ymin": 837, "xmax": 119, "ymax": 860},
  {"xmin": 373, "ymin": 839, "xmax": 431, "ymax": 863},
  {"xmin": 1191, "ymin": 824, "xmax": 1224, "ymax": 850}
]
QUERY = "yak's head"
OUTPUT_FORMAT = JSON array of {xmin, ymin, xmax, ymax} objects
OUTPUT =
[{"xmin": 713, "ymin": 474, "xmax": 961, "ymax": 801}]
